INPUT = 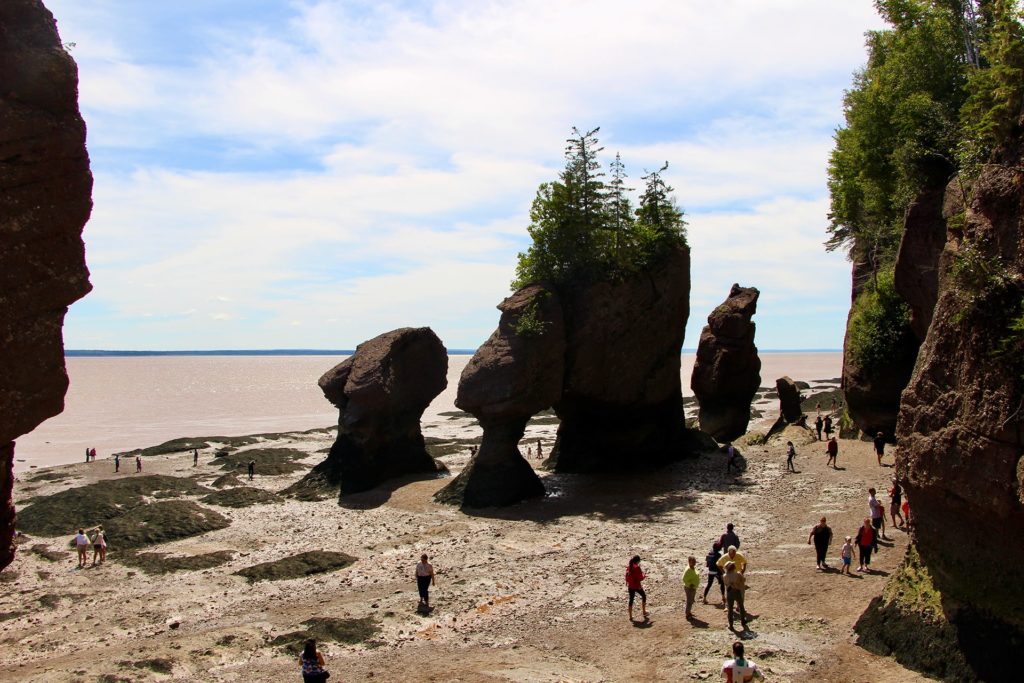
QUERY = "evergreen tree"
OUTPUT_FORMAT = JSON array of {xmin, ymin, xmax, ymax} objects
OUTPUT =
[
  {"xmin": 634, "ymin": 163, "xmax": 687, "ymax": 264},
  {"xmin": 606, "ymin": 152, "xmax": 634, "ymax": 265}
]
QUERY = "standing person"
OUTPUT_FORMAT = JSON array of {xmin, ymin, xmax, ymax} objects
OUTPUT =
[
  {"xmin": 415, "ymin": 554, "xmax": 435, "ymax": 609},
  {"xmin": 74, "ymin": 529, "xmax": 90, "ymax": 568},
  {"xmin": 725, "ymin": 443, "xmax": 741, "ymax": 474},
  {"xmin": 247, "ymin": 460, "xmax": 255, "ymax": 481},
  {"xmin": 625, "ymin": 555, "xmax": 648, "ymax": 623},
  {"xmin": 193, "ymin": 449, "xmax": 199, "ymax": 466},
  {"xmin": 682, "ymin": 556, "xmax": 700, "ymax": 620},
  {"xmin": 807, "ymin": 517, "xmax": 833, "ymax": 570},
  {"xmin": 90, "ymin": 448, "xmax": 97, "ymax": 462},
  {"xmin": 722, "ymin": 562, "xmax": 748, "ymax": 631},
  {"xmin": 814, "ymin": 414, "xmax": 824, "ymax": 441},
  {"xmin": 868, "ymin": 488, "xmax": 886, "ymax": 545},
  {"xmin": 90, "ymin": 525, "xmax": 107, "ymax": 566},
  {"xmin": 785, "ymin": 441, "xmax": 796, "ymax": 472},
  {"xmin": 114, "ymin": 454, "xmax": 120, "ymax": 473},
  {"xmin": 135, "ymin": 455, "xmax": 142, "ymax": 473},
  {"xmin": 703, "ymin": 542, "xmax": 725, "ymax": 604},
  {"xmin": 873, "ymin": 431, "xmax": 886, "ymax": 465},
  {"xmin": 826, "ymin": 437, "xmax": 839, "ymax": 468},
  {"xmin": 721, "ymin": 641, "xmax": 763, "ymax": 682},
  {"xmin": 85, "ymin": 447, "xmax": 90, "ymax": 463},
  {"xmin": 536, "ymin": 439, "xmax": 542, "ymax": 458},
  {"xmin": 889, "ymin": 479, "xmax": 905, "ymax": 528},
  {"xmin": 823, "ymin": 415, "xmax": 833, "ymax": 438},
  {"xmin": 902, "ymin": 498, "xmax": 913, "ymax": 530},
  {"xmin": 719, "ymin": 523, "xmax": 741, "ymax": 551},
  {"xmin": 840, "ymin": 536, "xmax": 854, "ymax": 575},
  {"xmin": 717, "ymin": 546, "xmax": 748, "ymax": 575},
  {"xmin": 298, "ymin": 638, "xmax": 329, "ymax": 683},
  {"xmin": 855, "ymin": 518, "xmax": 876, "ymax": 572}
]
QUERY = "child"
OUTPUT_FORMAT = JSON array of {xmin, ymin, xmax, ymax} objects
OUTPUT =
[
  {"xmin": 626, "ymin": 555, "xmax": 648, "ymax": 623},
  {"xmin": 840, "ymin": 536, "xmax": 853, "ymax": 575}
]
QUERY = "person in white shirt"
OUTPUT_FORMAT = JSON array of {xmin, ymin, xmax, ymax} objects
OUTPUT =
[
  {"xmin": 74, "ymin": 529, "xmax": 89, "ymax": 568},
  {"xmin": 721, "ymin": 641, "xmax": 763, "ymax": 682},
  {"xmin": 415, "ymin": 554, "xmax": 436, "ymax": 609}
]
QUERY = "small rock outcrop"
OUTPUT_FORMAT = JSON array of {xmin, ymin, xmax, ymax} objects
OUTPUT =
[
  {"xmin": 775, "ymin": 376, "xmax": 802, "ymax": 423},
  {"xmin": 0, "ymin": 0, "xmax": 93, "ymax": 570},
  {"xmin": 690, "ymin": 284, "xmax": 761, "ymax": 442},
  {"xmin": 549, "ymin": 244, "xmax": 694, "ymax": 472},
  {"xmin": 293, "ymin": 328, "xmax": 448, "ymax": 497},
  {"xmin": 435, "ymin": 285, "xmax": 561, "ymax": 507}
]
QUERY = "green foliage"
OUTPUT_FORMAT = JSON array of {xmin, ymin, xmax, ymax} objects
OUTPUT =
[
  {"xmin": 512, "ymin": 298, "xmax": 548, "ymax": 337},
  {"xmin": 513, "ymin": 127, "xmax": 687, "ymax": 289},
  {"xmin": 846, "ymin": 269, "xmax": 916, "ymax": 370}
]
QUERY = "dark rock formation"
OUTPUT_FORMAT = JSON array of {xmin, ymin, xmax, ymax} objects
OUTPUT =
[
  {"xmin": 775, "ymin": 376, "xmax": 802, "ymax": 423},
  {"xmin": 0, "ymin": 0, "xmax": 93, "ymax": 570},
  {"xmin": 435, "ymin": 285, "xmax": 560, "ymax": 507},
  {"xmin": 292, "ymin": 328, "xmax": 448, "ymax": 497},
  {"xmin": 549, "ymin": 244, "xmax": 694, "ymax": 472},
  {"xmin": 690, "ymin": 284, "xmax": 761, "ymax": 442}
]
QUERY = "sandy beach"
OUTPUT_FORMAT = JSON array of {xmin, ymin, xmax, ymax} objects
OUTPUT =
[{"xmin": 0, "ymin": 389, "xmax": 924, "ymax": 683}]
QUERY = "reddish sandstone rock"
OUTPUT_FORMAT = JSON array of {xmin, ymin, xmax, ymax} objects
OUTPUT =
[{"xmin": 0, "ymin": 0, "xmax": 93, "ymax": 570}]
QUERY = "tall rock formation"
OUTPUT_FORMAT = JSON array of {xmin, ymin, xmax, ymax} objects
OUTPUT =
[
  {"xmin": 549, "ymin": 244, "xmax": 693, "ymax": 472},
  {"xmin": 0, "ymin": 0, "xmax": 93, "ymax": 570},
  {"xmin": 857, "ymin": 128, "xmax": 1024, "ymax": 680},
  {"xmin": 435, "ymin": 285, "xmax": 561, "ymax": 507},
  {"xmin": 291, "ymin": 328, "xmax": 448, "ymax": 498},
  {"xmin": 690, "ymin": 284, "xmax": 761, "ymax": 442}
]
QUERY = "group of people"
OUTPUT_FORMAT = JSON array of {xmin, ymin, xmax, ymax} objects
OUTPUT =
[
  {"xmin": 84, "ymin": 447, "xmax": 97, "ymax": 462},
  {"xmin": 112, "ymin": 453, "xmax": 143, "ymax": 473},
  {"xmin": 73, "ymin": 525, "xmax": 106, "ymax": 568}
]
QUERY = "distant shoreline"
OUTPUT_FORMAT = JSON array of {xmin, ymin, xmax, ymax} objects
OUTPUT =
[{"xmin": 66, "ymin": 348, "xmax": 842, "ymax": 357}]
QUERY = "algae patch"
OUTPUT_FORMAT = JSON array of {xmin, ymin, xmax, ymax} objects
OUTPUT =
[
  {"xmin": 234, "ymin": 551, "xmax": 356, "ymax": 583},
  {"xmin": 213, "ymin": 448, "xmax": 309, "ymax": 476},
  {"xmin": 269, "ymin": 617, "xmax": 379, "ymax": 653},
  {"xmin": 201, "ymin": 487, "xmax": 282, "ymax": 508},
  {"xmin": 121, "ymin": 550, "xmax": 235, "ymax": 575}
]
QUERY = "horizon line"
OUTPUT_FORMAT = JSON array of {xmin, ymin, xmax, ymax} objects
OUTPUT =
[{"xmin": 66, "ymin": 348, "xmax": 843, "ymax": 356}]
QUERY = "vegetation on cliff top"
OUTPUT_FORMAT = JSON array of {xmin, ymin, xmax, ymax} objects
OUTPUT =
[{"xmin": 513, "ymin": 127, "xmax": 687, "ymax": 290}]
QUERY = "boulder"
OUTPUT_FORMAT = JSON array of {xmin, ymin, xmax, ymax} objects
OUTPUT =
[
  {"xmin": 690, "ymin": 284, "xmax": 761, "ymax": 442},
  {"xmin": 0, "ymin": 0, "xmax": 93, "ymax": 570},
  {"xmin": 296, "ymin": 328, "xmax": 448, "ymax": 496},
  {"xmin": 548, "ymin": 244, "xmax": 694, "ymax": 472},
  {"xmin": 775, "ymin": 376, "xmax": 802, "ymax": 423},
  {"xmin": 435, "ymin": 285, "xmax": 562, "ymax": 507}
]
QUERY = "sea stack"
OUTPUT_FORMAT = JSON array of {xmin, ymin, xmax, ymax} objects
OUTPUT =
[
  {"xmin": 0, "ymin": 0, "xmax": 93, "ymax": 570},
  {"xmin": 690, "ymin": 284, "xmax": 761, "ymax": 442},
  {"xmin": 294, "ymin": 328, "xmax": 448, "ymax": 497},
  {"xmin": 435, "ymin": 285, "xmax": 561, "ymax": 507}
]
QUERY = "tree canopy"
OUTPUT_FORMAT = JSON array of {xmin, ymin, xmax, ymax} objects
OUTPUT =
[{"xmin": 513, "ymin": 128, "xmax": 687, "ymax": 290}]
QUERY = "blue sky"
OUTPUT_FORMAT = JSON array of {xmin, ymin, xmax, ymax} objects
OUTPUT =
[{"xmin": 49, "ymin": 0, "xmax": 886, "ymax": 351}]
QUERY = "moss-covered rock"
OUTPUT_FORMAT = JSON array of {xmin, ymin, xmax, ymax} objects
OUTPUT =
[
  {"xmin": 270, "ymin": 617, "xmax": 379, "ymax": 653},
  {"xmin": 234, "ymin": 551, "xmax": 356, "ymax": 583}
]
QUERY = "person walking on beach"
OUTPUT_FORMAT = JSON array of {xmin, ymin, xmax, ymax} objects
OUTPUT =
[
  {"xmin": 814, "ymin": 414, "xmax": 823, "ymax": 441},
  {"xmin": 247, "ymin": 460, "xmax": 255, "ymax": 481},
  {"xmin": 721, "ymin": 641, "xmax": 763, "ymax": 682},
  {"xmin": 873, "ymin": 431, "xmax": 887, "ymax": 465},
  {"xmin": 840, "ymin": 535, "xmax": 854, "ymax": 575},
  {"xmin": 719, "ymin": 523, "xmax": 741, "ymax": 551},
  {"xmin": 135, "ymin": 455, "xmax": 142, "ymax": 473},
  {"xmin": 825, "ymin": 437, "xmax": 838, "ymax": 468},
  {"xmin": 114, "ymin": 454, "xmax": 120, "ymax": 473},
  {"xmin": 74, "ymin": 529, "xmax": 90, "ymax": 568},
  {"xmin": 823, "ymin": 415, "xmax": 833, "ymax": 438},
  {"xmin": 725, "ymin": 443, "xmax": 741, "ymax": 474},
  {"xmin": 717, "ymin": 545, "xmax": 747, "ymax": 575},
  {"xmin": 703, "ymin": 542, "xmax": 725, "ymax": 604},
  {"xmin": 889, "ymin": 479, "xmax": 904, "ymax": 528},
  {"xmin": 722, "ymin": 562, "xmax": 748, "ymax": 631},
  {"xmin": 785, "ymin": 441, "xmax": 797, "ymax": 472},
  {"xmin": 625, "ymin": 555, "xmax": 648, "ymax": 623},
  {"xmin": 683, "ymin": 556, "xmax": 700, "ymax": 620},
  {"xmin": 193, "ymin": 449, "xmax": 199, "ymax": 466},
  {"xmin": 90, "ymin": 525, "xmax": 107, "ymax": 566},
  {"xmin": 298, "ymin": 638, "xmax": 329, "ymax": 683},
  {"xmin": 415, "ymin": 554, "xmax": 435, "ymax": 609},
  {"xmin": 855, "ymin": 518, "xmax": 876, "ymax": 572},
  {"xmin": 807, "ymin": 517, "xmax": 833, "ymax": 570},
  {"xmin": 868, "ymin": 488, "xmax": 886, "ymax": 545}
]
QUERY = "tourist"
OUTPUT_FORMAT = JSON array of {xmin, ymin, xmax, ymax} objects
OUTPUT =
[
  {"xmin": 114, "ymin": 454, "xmax": 119, "ymax": 473},
  {"xmin": 785, "ymin": 441, "xmax": 796, "ymax": 472},
  {"xmin": 85, "ymin": 447, "xmax": 90, "ymax": 463},
  {"xmin": 855, "ymin": 518, "xmax": 875, "ymax": 572},
  {"xmin": 889, "ymin": 478, "xmax": 904, "ymax": 528},
  {"xmin": 868, "ymin": 487, "xmax": 886, "ymax": 545},
  {"xmin": 74, "ymin": 528, "xmax": 90, "ymax": 568},
  {"xmin": 807, "ymin": 517, "xmax": 833, "ymax": 570},
  {"xmin": 135, "ymin": 455, "xmax": 142, "ymax": 473},
  {"xmin": 840, "ymin": 535, "xmax": 854, "ymax": 575},
  {"xmin": 247, "ymin": 460, "xmax": 255, "ymax": 481},
  {"xmin": 725, "ymin": 443, "xmax": 741, "ymax": 474},
  {"xmin": 721, "ymin": 641, "xmax": 763, "ymax": 682},
  {"xmin": 815, "ymin": 401, "xmax": 821, "ymax": 417},
  {"xmin": 873, "ymin": 431, "xmax": 886, "ymax": 466},
  {"xmin": 682, "ymin": 555, "xmax": 700, "ymax": 620},
  {"xmin": 902, "ymin": 498, "xmax": 912, "ymax": 530},
  {"xmin": 415, "ymin": 553, "xmax": 435, "ymax": 609},
  {"xmin": 625, "ymin": 555, "xmax": 648, "ymax": 622},
  {"xmin": 823, "ymin": 415, "xmax": 833, "ymax": 438},
  {"xmin": 814, "ymin": 414, "xmax": 823, "ymax": 440},
  {"xmin": 90, "ymin": 525, "xmax": 106, "ymax": 566},
  {"xmin": 703, "ymin": 542, "xmax": 725, "ymax": 604},
  {"xmin": 298, "ymin": 638, "xmax": 329, "ymax": 683},
  {"xmin": 830, "ymin": 397, "xmax": 838, "ymax": 414},
  {"xmin": 719, "ymin": 523, "xmax": 741, "ymax": 550},
  {"xmin": 825, "ymin": 437, "xmax": 838, "ymax": 468},
  {"xmin": 536, "ymin": 439, "xmax": 542, "ymax": 457},
  {"xmin": 717, "ymin": 545, "xmax": 747, "ymax": 575},
  {"xmin": 90, "ymin": 447, "xmax": 96, "ymax": 462},
  {"xmin": 193, "ymin": 449, "xmax": 198, "ymax": 466},
  {"xmin": 722, "ymin": 562, "xmax": 748, "ymax": 631}
]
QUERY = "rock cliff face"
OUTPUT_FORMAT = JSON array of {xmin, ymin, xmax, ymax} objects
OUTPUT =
[
  {"xmin": 434, "ymin": 285, "xmax": 561, "ymax": 507},
  {"xmin": 293, "ymin": 328, "xmax": 448, "ymax": 498},
  {"xmin": 690, "ymin": 284, "xmax": 761, "ymax": 442},
  {"xmin": 549, "ymin": 244, "xmax": 694, "ymax": 472},
  {"xmin": 0, "ymin": 0, "xmax": 93, "ymax": 570}
]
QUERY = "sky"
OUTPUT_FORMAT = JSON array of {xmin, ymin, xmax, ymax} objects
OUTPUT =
[{"xmin": 48, "ymin": 0, "xmax": 887, "ymax": 351}]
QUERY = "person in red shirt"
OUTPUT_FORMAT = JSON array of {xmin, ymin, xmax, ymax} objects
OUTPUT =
[
  {"xmin": 625, "ymin": 555, "xmax": 648, "ymax": 623},
  {"xmin": 855, "ymin": 517, "xmax": 876, "ymax": 572}
]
